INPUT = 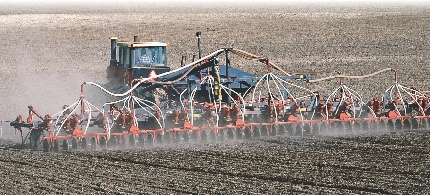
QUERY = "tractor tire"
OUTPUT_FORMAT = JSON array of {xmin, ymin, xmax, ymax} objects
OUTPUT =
[
  {"xmin": 81, "ymin": 137, "xmax": 87, "ymax": 149},
  {"xmin": 312, "ymin": 123, "xmax": 320, "ymax": 135},
  {"xmin": 147, "ymin": 134, "xmax": 154, "ymax": 146},
  {"xmin": 270, "ymin": 125, "xmax": 277, "ymax": 137},
  {"xmin": 156, "ymin": 133, "xmax": 163, "ymax": 145},
  {"xmin": 253, "ymin": 126, "xmax": 261, "ymax": 138},
  {"xmin": 227, "ymin": 128, "xmax": 234, "ymax": 140},
  {"xmin": 52, "ymin": 139, "xmax": 59, "ymax": 152},
  {"xmin": 190, "ymin": 131, "xmax": 199, "ymax": 142},
  {"xmin": 295, "ymin": 124, "xmax": 303, "ymax": 136},
  {"xmin": 42, "ymin": 139, "xmax": 50, "ymax": 152},
  {"xmin": 163, "ymin": 132, "xmax": 171, "ymax": 144},
  {"xmin": 119, "ymin": 135, "xmax": 128, "ymax": 148},
  {"xmin": 422, "ymin": 119, "xmax": 429, "ymax": 129},
  {"xmin": 411, "ymin": 118, "xmax": 420, "ymax": 130},
  {"xmin": 62, "ymin": 139, "xmax": 70, "ymax": 152},
  {"xmin": 377, "ymin": 120, "xmax": 387, "ymax": 131},
  {"xmin": 183, "ymin": 132, "xmax": 190, "ymax": 143},
  {"xmin": 334, "ymin": 122, "xmax": 344, "ymax": 135},
  {"xmin": 344, "ymin": 122, "xmax": 352, "ymax": 134},
  {"xmin": 395, "ymin": 119, "xmax": 403, "ymax": 131},
  {"xmin": 286, "ymin": 124, "xmax": 294, "ymax": 136},
  {"xmin": 200, "ymin": 130, "xmax": 208, "ymax": 142},
  {"xmin": 244, "ymin": 127, "xmax": 252, "ymax": 139},
  {"xmin": 403, "ymin": 119, "xmax": 412, "ymax": 131},
  {"xmin": 138, "ymin": 134, "xmax": 145, "ymax": 147},
  {"xmin": 90, "ymin": 137, "xmax": 97, "ymax": 150},
  {"xmin": 303, "ymin": 123, "xmax": 311, "ymax": 136},
  {"xmin": 278, "ymin": 125, "xmax": 286, "ymax": 135},
  {"xmin": 30, "ymin": 129, "xmax": 43, "ymax": 150},
  {"xmin": 353, "ymin": 122, "xmax": 362, "ymax": 134},
  {"xmin": 128, "ymin": 134, "xmax": 136, "ymax": 148},
  {"xmin": 108, "ymin": 136, "xmax": 118, "ymax": 148},
  {"xmin": 319, "ymin": 123, "xmax": 328, "ymax": 135},
  {"xmin": 99, "ymin": 136, "xmax": 107, "ymax": 148},
  {"xmin": 260, "ymin": 126, "xmax": 269, "ymax": 136},
  {"xmin": 72, "ymin": 138, "xmax": 78, "ymax": 150},
  {"xmin": 218, "ymin": 129, "xmax": 225, "ymax": 142},
  {"xmin": 209, "ymin": 130, "xmax": 217, "ymax": 142},
  {"xmin": 386, "ymin": 120, "xmax": 395, "ymax": 132}
]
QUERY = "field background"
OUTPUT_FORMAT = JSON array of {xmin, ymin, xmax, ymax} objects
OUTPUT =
[{"xmin": 0, "ymin": 1, "xmax": 429, "ymax": 194}]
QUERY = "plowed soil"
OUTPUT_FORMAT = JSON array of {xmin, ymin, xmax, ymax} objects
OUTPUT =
[{"xmin": 1, "ymin": 2, "xmax": 430, "ymax": 194}]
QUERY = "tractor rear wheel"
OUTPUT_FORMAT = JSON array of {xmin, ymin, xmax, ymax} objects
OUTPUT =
[
  {"xmin": 353, "ymin": 122, "xmax": 362, "ymax": 134},
  {"xmin": 236, "ymin": 128, "xmax": 243, "ymax": 140},
  {"xmin": 81, "ymin": 137, "xmax": 87, "ymax": 149},
  {"xmin": 138, "ymin": 134, "xmax": 146, "ymax": 147},
  {"xmin": 128, "ymin": 134, "xmax": 136, "ymax": 147},
  {"xmin": 395, "ymin": 119, "xmax": 402, "ymax": 131},
  {"xmin": 190, "ymin": 131, "xmax": 199, "ymax": 142},
  {"xmin": 42, "ymin": 139, "xmax": 50, "ymax": 152},
  {"xmin": 253, "ymin": 126, "xmax": 261, "ymax": 138},
  {"xmin": 361, "ymin": 121, "xmax": 370, "ymax": 132},
  {"xmin": 200, "ymin": 130, "xmax": 208, "ymax": 142},
  {"xmin": 278, "ymin": 125, "xmax": 286, "ymax": 135},
  {"xmin": 147, "ymin": 134, "xmax": 154, "ymax": 146},
  {"xmin": 183, "ymin": 132, "xmax": 190, "ymax": 143},
  {"xmin": 227, "ymin": 128, "xmax": 234, "ymax": 140},
  {"xmin": 100, "ymin": 136, "xmax": 107, "ymax": 148},
  {"xmin": 312, "ymin": 123, "xmax": 320, "ymax": 135},
  {"xmin": 344, "ymin": 122, "xmax": 352, "ymax": 134},
  {"xmin": 319, "ymin": 123, "xmax": 328, "ymax": 135},
  {"xmin": 303, "ymin": 123, "xmax": 311, "ymax": 136},
  {"xmin": 62, "ymin": 139, "xmax": 70, "ymax": 152},
  {"xmin": 108, "ymin": 136, "xmax": 118, "ymax": 148},
  {"xmin": 270, "ymin": 126, "xmax": 277, "ymax": 136},
  {"xmin": 209, "ymin": 130, "xmax": 217, "ymax": 142},
  {"xmin": 244, "ymin": 127, "xmax": 252, "ymax": 139},
  {"xmin": 377, "ymin": 120, "xmax": 386, "ymax": 131},
  {"xmin": 334, "ymin": 122, "xmax": 344, "ymax": 135},
  {"xmin": 90, "ymin": 137, "xmax": 97, "ymax": 149},
  {"xmin": 295, "ymin": 124, "xmax": 303, "ymax": 136},
  {"xmin": 72, "ymin": 138, "xmax": 78, "ymax": 150},
  {"xmin": 260, "ymin": 126, "xmax": 269, "ymax": 136},
  {"xmin": 52, "ymin": 139, "xmax": 59, "ymax": 152},
  {"xmin": 386, "ymin": 120, "xmax": 395, "ymax": 132},
  {"xmin": 403, "ymin": 119, "xmax": 412, "ymax": 131},
  {"xmin": 411, "ymin": 118, "xmax": 420, "ymax": 130}
]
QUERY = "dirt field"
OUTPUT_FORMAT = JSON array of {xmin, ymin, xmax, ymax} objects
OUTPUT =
[{"xmin": 0, "ymin": 1, "xmax": 429, "ymax": 194}]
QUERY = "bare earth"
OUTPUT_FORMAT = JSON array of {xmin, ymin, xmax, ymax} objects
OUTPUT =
[{"xmin": 0, "ymin": 2, "xmax": 429, "ymax": 194}]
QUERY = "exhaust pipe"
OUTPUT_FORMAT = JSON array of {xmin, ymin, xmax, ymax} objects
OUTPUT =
[
  {"xmin": 181, "ymin": 55, "xmax": 186, "ymax": 67},
  {"xmin": 196, "ymin": 32, "xmax": 201, "ymax": 59},
  {"xmin": 110, "ymin": 36, "xmax": 118, "ymax": 66}
]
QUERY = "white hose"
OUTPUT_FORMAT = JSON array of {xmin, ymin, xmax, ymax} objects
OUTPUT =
[
  {"xmin": 207, "ymin": 77, "xmax": 220, "ymax": 127},
  {"xmin": 249, "ymin": 74, "xmax": 268, "ymax": 102},
  {"xmin": 85, "ymin": 49, "xmax": 225, "ymax": 97},
  {"xmin": 180, "ymin": 88, "xmax": 188, "ymax": 109},
  {"xmin": 133, "ymin": 96, "xmax": 165, "ymax": 129},
  {"xmin": 219, "ymin": 85, "xmax": 246, "ymax": 122},
  {"xmin": 82, "ymin": 99, "xmax": 92, "ymax": 134},
  {"xmin": 54, "ymin": 100, "xmax": 81, "ymax": 136},
  {"xmin": 398, "ymin": 84, "xmax": 425, "ymax": 115}
]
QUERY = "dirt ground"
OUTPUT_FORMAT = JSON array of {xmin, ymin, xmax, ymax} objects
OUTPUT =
[{"xmin": 0, "ymin": 1, "xmax": 429, "ymax": 194}]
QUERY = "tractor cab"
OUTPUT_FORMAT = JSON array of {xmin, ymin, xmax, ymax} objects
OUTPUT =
[
  {"xmin": 117, "ymin": 42, "xmax": 168, "ymax": 68},
  {"xmin": 108, "ymin": 36, "xmax": 171, "ymax": 85}
]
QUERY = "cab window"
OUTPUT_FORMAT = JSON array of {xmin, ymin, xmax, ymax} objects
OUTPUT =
[{"xmin": 134, "ymin": 46, "xmax": 166, "ymax": 67}]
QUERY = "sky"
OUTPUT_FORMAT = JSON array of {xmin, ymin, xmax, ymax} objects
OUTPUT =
[{"xmin": 1, "ymin": 0, "xmax": 428, "ymax": 5}]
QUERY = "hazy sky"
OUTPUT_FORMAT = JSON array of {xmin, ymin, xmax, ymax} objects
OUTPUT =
[{"xmin": 1, "ymin": 0, "xmax": 428, "ymax": 5}]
